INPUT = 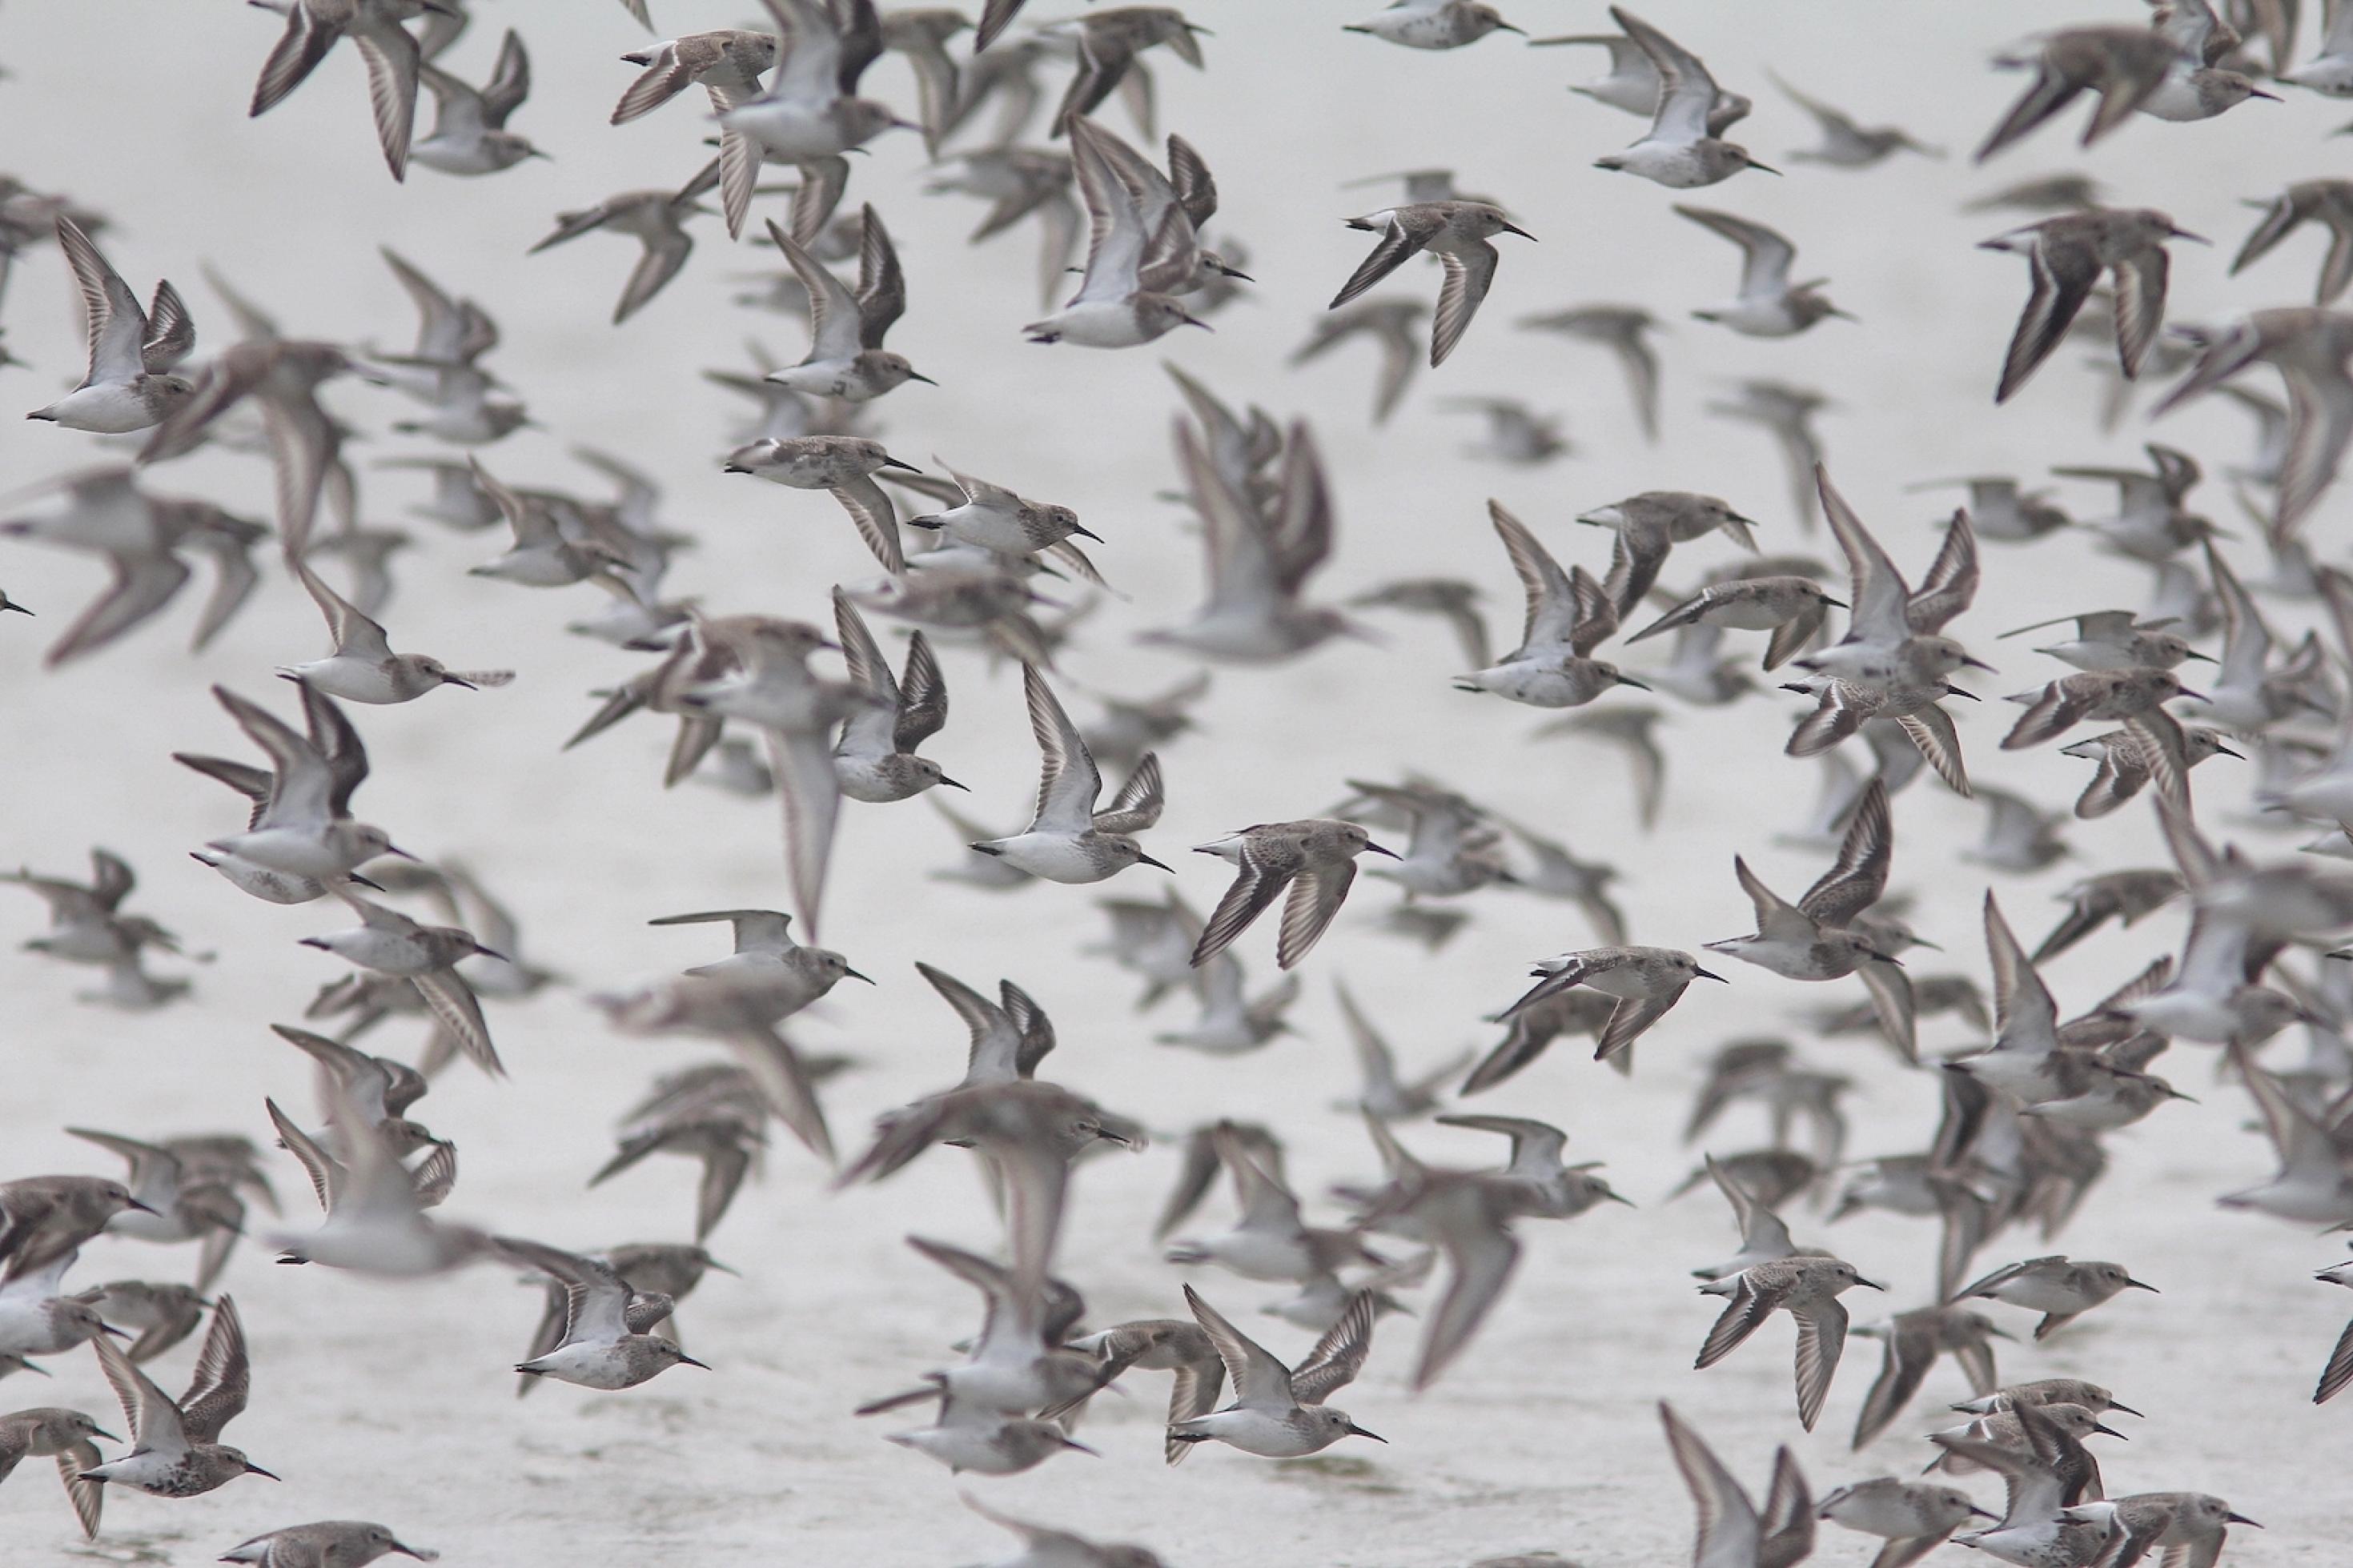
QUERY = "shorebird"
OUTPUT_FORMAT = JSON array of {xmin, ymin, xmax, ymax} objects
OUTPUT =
[
  {"xmin": 1676, "ymin": 207, "xmax": 1851, "ymax": 337},
  {"xmin": 500, "ymin": 1238, "xmax": 710, "ymax": 1389},
  {"xmin": 82, "ymin": 1298, "xmax": 279, "ymax": 1495},
  {"xmin": 829, "ymin": 592, "xmax": 961, "ymax": 803},
  {"xmin": 1980, "ymin": 207, "xmax": 2204, "ymax": 403},
  {"xmin": 1501, "ymin": 946, "xmax": 1724, "ymax": 1062},
  {"xmin": 1694, "ymin": 1253, "xmax": 1885, "ymax": 1430},
  {"xmin": 1593, "ymin": 8, "xmax": 1775, "ymax": 187},
  {"xmin": 972, "ymin": 665, "xmax": 1166, "ymax": 884},
  {"xmin": 1329, "ymin": 202, "xmax": 1533, "ymax": 367},
  {"xmin": 1188, "ymin": 820, "xmax": 1398, "ymax": 970},
  {"xmin": 24, "ymin": 218, "xmax": 193, "ymax": 431},
  {"xmin": 760, "ymin": 211, "xmax": 934, "ymax": 403},
  {"xmin": 1166, "ymin": 1285, "xmax": 1381, "ymax": 1457}
]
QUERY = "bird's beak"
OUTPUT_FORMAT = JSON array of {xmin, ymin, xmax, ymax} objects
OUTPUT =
[
  {"xmin": 2170, "ymin": 227, "xmax": 2212, "ymax": 243},
  {"xmin": 1496, "ymin": 21, "xmax": 1527, "ymax": 34},
  {"xmin": 1135, "ymin": 852, "xmax": 1175, "ymax": 872},
  {"xmin": 842, "ymin": 968, "xmax": 875, "ymax": 985},
  {"xmin": 2227, "ymin": 1514, "xmax": 2263, "ymax": 1526},
  {"xmin": 98, "ymin": 1323, "xmax": 130, "ymax": 1338},
  {"xmin": 2106, "ymin": 1401, "xmax": 2142, "ymax": 1417},
  {"xmin": 936, "ymin": 775, "xmax": 970, "ymax": 792},
  {"xmin": 90, "ymin": 1426, "xmax": 120, "ymax": 1443},
  {"xmin": 1347, "ymin": 1422, "xmax": 1387, "ymax": 1442},
  {"xmin": 383, "ymin": 844, "xmax": 423, "ymax": 861},
  {"xmin": 2124, "ymin": 1277, "xmax": 2159, "ymax": 1292},
  {"xmin": 2213, "ymin": 743, "xmax": 2243, "ymax": 760},
  {"xmin": 1749, "ymin": 160, "xmax": 1783, "ymax": 175},
  {"xmin": 1694, "ymin": 968, "xmax": 1729, "ymax": 982},
  {"xmin": 1500, "ymin": 223, "xmax": 1536, "ymax": 241},
  {"xmin": 1071, "ymin": 523, "xmax": 1104, "ymax": 542},
  {"xmin": 1182, "ymin": 315, "xmax": 1215, "ymax": 331},
  {"xmin": 2182, "ymin": 649, "xmax": 2217, "ymax": 663},
  {"xmin": 1215, "ymin": 262, "xmax": 1253, "ymax": 280},
  {"xmin": 1857, "ymin": 1276, "xmax": 1889, "ymax": 1290},
  {"xmin": 2173, "ymin": 688, "xmax": 2211, "ymax": 705},
  {"xmin": 2092, "ymin": 1422, "xmax": 2128, "ymax": 1440},
  {"xmin": 1823, "ymin": 596, "xmax": 1848, "ymax": 608},
  {"xmin": 441, "ymin": 675, "xmax": 478, "ymax": 690},
  {"xmin": 122, "ymin": 1197, "xmax": 159, "ymax": 1216},
  {"xmin": 389, "ymin": 1543, "xmax": 437, "ymax": 1562},
  {"xmin": 472, "ymin": 946, "xmax": 512, "ymax": 964},
  {"xmin": 1060, "ymin": 1436, "xmax": 1100, "ymax": 1455},
  {"xmin": 1364, "ymin": 840, "xmax": 1402, "ymax": 858},
  {"xmin": 246, "ymin": 1463, "xmax": 283, "ymax": 1481},
  {"xmin": 1959, "ymin": 654, "xmax": 1997, "ymax": 672},
  {"xmin": 881, "ymin": 457, "xmax": 923, "ymax": 473},
  {"xmin": 1970, "ymin": 1505, "xmax": 2001, "ymax": 1521},
  {"xmin": 677, "ymin": 1354, "xmax": 713, "ymax": 1369},
  {"xmin": 908, "ymin": 372, "xmax": 939, "ymax": 386},
  {"xmin": 347, "ymin": 873, "xmax": 384, "ymax": 892},
  {"xmin": 1616, "ymin": 674, "xmax": 1652, "ymax": 691}
]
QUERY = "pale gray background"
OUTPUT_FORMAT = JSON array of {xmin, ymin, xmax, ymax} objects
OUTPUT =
[{"xmin": 0, "ymin": 2, "xmax": 2340, "ymax": 1563}]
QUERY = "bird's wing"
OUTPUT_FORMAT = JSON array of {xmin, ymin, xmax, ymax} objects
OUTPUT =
[
  {"xmin": 1790, "ymin": 1295, "xmax": 1849, "ymax": 1431},
  {"xmin": 1489, "ymin": 500, "xmax": 1578, "ymax": 651},
  {"xmin": 1798, "ymin": 776, "xmax": 1891, "ymax": 926},
  {"xmin": 765, "ymin": 220, "xmax": 864, "ymax": 364},
  {"xmin": 1012, "ymin": 663, "xmax": 1099, "ymax": 832},
  {"xmin": 54, "ymin": 217, "xmax": 147, "ymax": 386},
  {"xmin": 1292, "ymin": 1287, "xmax": 1377, "ymax": 1403},
  {"xmin": 177, "ymin": 1296, "xmax": 251, "ymax": 1443},
  {"xmin": 1276, "ymin": 858, "xmax": 1357, "ymax": 970},
  {"xmin": 1430, "ymin": 243, "xmax": 1500, "ymax": 368}
]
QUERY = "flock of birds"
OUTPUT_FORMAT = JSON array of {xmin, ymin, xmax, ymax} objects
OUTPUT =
[{"xmin": 9, "ymin": 0, "xmax": 2353, "ymax": 1564}]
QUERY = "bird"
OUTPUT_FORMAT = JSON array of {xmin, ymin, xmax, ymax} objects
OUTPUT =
[
  {"xmin": 759, "ymin": 211, "xmax": 933, "ymax": 403},
  {"xmin": 0, "ymin": 1406, "xmax": 114, "ymax": 1538},
  {"xmin": 1773, "ymin": 74, "xmax": 1941, "ymax": 166},
  {"xmin": 81, "ymin": 1297, "xmax": 279, "ymax": 1495},
  {"xmin": 499, "ymin": 1237, "xmax": 711, "ymax": 1389},
  {"xmin": 1593, "ymin": 8, "xmax": 1775, "ymax": 188},
  {"xmin": 1658, "ymin": 1402, "xmax": 1815, "ymax": 1568},
  {"xmin": 1705, "ymin": 779, "xmax": 1915, "ymax": 1057},
  {"xmin": 1165, "ymin": 1285, "xmax": 1382, "ymax": 1457},
  {"xmin": 2231, "ymin": 179, "xmax": 2353, "ymax": 304},
  {"xmin": 829, "ymin": 592, "xmax": 961, "ymax": 803},
  {"xmin": 1328, "ymin": 202, "xmax": 1534, "ymax": 367},
  {"xmin": 218, "ymin": 1521, "xmax": 439, "ymax": 1567},
  {"xmin": 1501, "ymin": 946, "xmax": 1725, "ymax": 1062},
  {"xmin": 1950, "ymin": 1256, "xmax": 2159, "ymax": 1341},
  {"xmin": 408, "ymin": 27, "xmax": 541, "ymax": 175},
  {"xmin": 1979, "ymin": 207, "xmax": 2204, "ymax": 403},
  {"xmin": 1516, "ymin": 304, "xmax": 1662, "ymax": 439},
  {"xmin": 1188, "ymin": 820, "xmax": 1399, "ymax": 971},
  {"xmin": 1344, "ymin": 1, "xmax": 1525, "ymax": 50},
  {"xmin": 971, "ymin": 664, "xmax": 1167, "ymax": 884},
  {"xmin": 1024, "ymin": 118, "xmax": 1215, "ymax": 347},
  {"xmin": 528, "ymin": 158, "xmax": 719, "ymax": 325},
  {"xmin": 23, "ymin": 217, "xmax": 193, "ymax": 431},
  {"xmin": 296, "ymin": 889, "xmax": 504, "ymax": 1076},
  {"xmin": 1455, "ymin": 501, "xmax": 1647, "ymax": 709},
  {"xmin": 1976, "ymin": 27, "xmax": 2180, "ymax": 161},
  {"xmin": 715, "ymin": 0, "xmax": 909, "ymax": 243},
  {"xmin": 1629, "ymin": 575, "xmax": 1844, "ymax": 671},
  {"xmin": 1695, "ymin": 1254, "xmax": 1886, "ymax": 1430},
  {"xmin": 1676, "ymin": 207, "xmax": 1851, "ymax": 337},
  {"xmin": 246, "ymin": 0, "xmax": 435, "ymax": 178},
  {"xmin": 1817, "ymin": 1477, "xmax": 1996, "ymax": 1567},
  {"xmin": 1292, "ymin": 299, "xmax": 1429, "ymax": 423}
]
